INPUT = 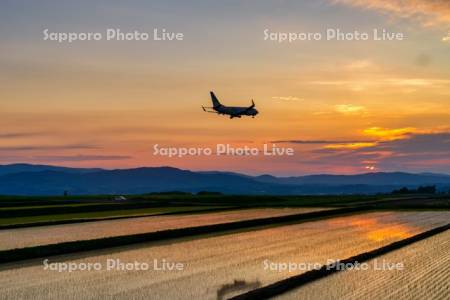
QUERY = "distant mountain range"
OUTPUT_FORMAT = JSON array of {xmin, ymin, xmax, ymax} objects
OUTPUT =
[
  {"xmin": 0, "ymin": 163, "xmax": 102, "ymax": 176},
  {"xmin": 0, "ymin": 163, "xmax": 449, "ymax": 196}
]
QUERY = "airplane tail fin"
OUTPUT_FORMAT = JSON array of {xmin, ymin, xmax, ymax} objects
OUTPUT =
[{"xmin": 210, "ymin": 91, "xmax": 221, "ymax": 108}]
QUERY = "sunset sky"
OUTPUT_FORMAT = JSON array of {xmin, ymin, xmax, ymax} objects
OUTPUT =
[{"xmin": 1, "ymin": 0, "xmax": 450, "ymax": 175}]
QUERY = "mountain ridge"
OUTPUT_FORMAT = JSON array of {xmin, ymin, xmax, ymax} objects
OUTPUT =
[{"xmin": 0, "ymin": 164, "xmax": 449, "ymax": 196}]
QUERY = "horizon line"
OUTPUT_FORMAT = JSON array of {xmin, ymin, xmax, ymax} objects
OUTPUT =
[{"xmin": 1, "ymin": 162, "xmax": 449, "ymax": 177}]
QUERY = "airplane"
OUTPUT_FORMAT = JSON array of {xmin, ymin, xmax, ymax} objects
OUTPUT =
[{"xmin": 202, "ymin": 91, "xmax": 259, "ymax": 119}]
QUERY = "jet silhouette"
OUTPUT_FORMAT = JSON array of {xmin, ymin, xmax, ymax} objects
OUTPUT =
[{"xmin": 202, "ymin": 91, "xmax": 258, "ymax": 119}]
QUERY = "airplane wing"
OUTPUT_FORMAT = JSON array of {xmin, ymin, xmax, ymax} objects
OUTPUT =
[
  {"xmin": 202, "ymin": 106, "xmax": 220, "ymax": 114},
  {"xmin": 238, "ymin": 100, "xmax": 255, "ymax": 114}
]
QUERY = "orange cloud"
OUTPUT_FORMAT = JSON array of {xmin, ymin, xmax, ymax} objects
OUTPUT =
[
  {"xmin": 334, "ymin": 104, "xmax": 367, "ymax": 115},
  {"xmin": 271, "ymin": 96, "xmax": 302, "ymax": 101},
  {"xmin": 321, "ymin": 127, "xmax": 418, "ymax": 151},
  {"xmin": 334, "ymin": 0, "xmax": 450, "ymax": 28},
  {"xmin": 344, "ymin": 59, "xmax": 377, "ymax": 70},
  {"xmin": 324, "ymin": 142, "xmax": 377, "ymax": 150},
  {"xmin": 443, "ymin": 31, "xmax": 450, "ymax": 42},
  {"xmin": 362, "ymin": 127, "xmax": 418, "ymax": 140},
  {"xmin": 311, "ymin": 78, "xmax": 450, "ymax": 91}
]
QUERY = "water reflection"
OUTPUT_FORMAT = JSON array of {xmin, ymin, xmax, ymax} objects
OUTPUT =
[{"xmin": 326, "ymin": 212, "xmax": 420, "ymax": 242}]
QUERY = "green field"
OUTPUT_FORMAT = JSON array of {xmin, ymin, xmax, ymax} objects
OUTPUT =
[{"xmin": 0, "ymin": 193, "xmax": 448, "ymax": 228}]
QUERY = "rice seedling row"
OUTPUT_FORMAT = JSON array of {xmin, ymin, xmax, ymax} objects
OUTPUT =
[{"xmin": 0, "ymin": 211, "xmax": 448, "ymax": 299}]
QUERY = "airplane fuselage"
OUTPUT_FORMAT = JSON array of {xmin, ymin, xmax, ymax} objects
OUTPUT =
[{"xmin": 214, "ymin": 105, "xmax": 258, "ymax": 118}]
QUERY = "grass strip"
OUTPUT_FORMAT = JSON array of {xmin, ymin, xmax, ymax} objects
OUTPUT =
[
  {"xmin": 0, "ymin": 202, "xmax": 227, "ymax": 218},
  {"xmin": 0, "ymin": 206, "xmax": 237, "ymax": 230}
]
